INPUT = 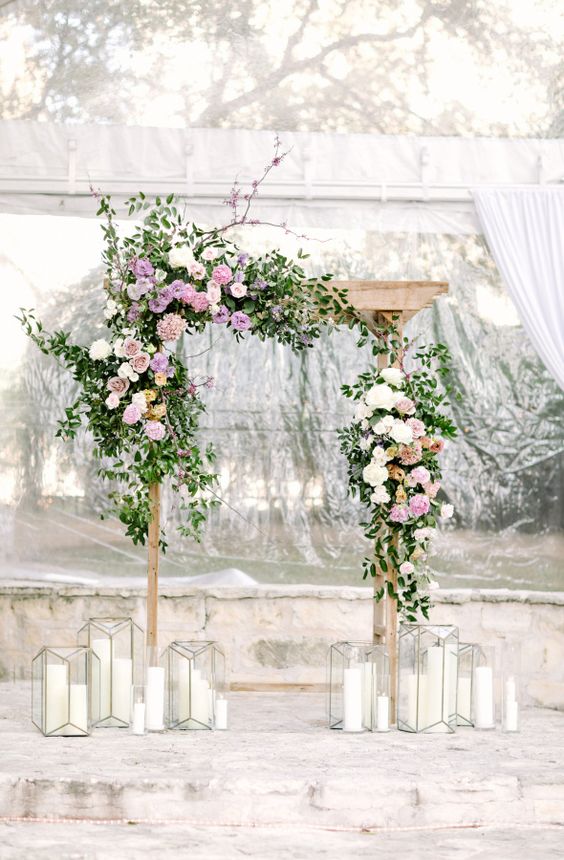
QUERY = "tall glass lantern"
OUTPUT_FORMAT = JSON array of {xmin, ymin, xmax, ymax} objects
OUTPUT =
[
  {"xmin": 398, "ymin": 624, "xmax": 459, "ymax": 733},
  {"xmin": 457, "ymin": 642, "xmax": 478, "ymax": 726},
  {"xmin": 32, "ymin": 646, "xmax": 100, "ymax": 736},
  {"xmin": 164, "ymin": 641, "xmax": 226, "ymax": 730},
  {"xmin": 78, "ymin": 618, "xmax": 144, "ymax": 727},
  {"xmin": 328, "ymin": 641, "xmax": 388, "ymax": 732}
]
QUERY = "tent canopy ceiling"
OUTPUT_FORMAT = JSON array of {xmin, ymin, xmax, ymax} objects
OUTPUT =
[{"xmin": 2, "ymin": 120, "xmax": 564, "ymax": 233}]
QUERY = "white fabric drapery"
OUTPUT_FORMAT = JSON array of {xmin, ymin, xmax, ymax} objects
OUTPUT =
[{"xmin": 473, "ymin": 187, "xmax": 564, "ymax": 390}]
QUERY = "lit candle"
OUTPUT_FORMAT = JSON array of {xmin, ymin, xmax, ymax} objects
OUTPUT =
[
  {"xmin": 45, "ymin": 663, "xmax": 68, "ymax": 735},
  {"xmin": 132, "ymin": 702, "xmax": 146, "ymax": 735},
  {"xmin": 343, "ymin": 665, "xmax": 363, "ymax": 732},
  {"xmin": 215, "ymin": 698, "xmax": 228, "ymax": 730},
  {"xmin": 69, "ymin": 684, "xmax": 88, "ymax": 734},
  {"xmin": 145, "ymin": 666, "xmax": 165, "ymax": 731},
  {"xmin": 91, "ymin": 638, "xmax": 111, "ymax": 719},
  {"xmin": 112, "ymin": 657, "xmax": 132, "ymax": 724},
  {"xmin": 376, "ymin": 695, "xmax": 389, "ymax": 732},
  {"xmin": 425, "ymin": 645, "xmax": 450, "ymax": 733},
  {"xmin": 474, "ymin": 666, "xmax": 494, "ymax": 728}
]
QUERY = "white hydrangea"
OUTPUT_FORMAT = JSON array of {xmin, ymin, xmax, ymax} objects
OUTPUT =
[
  {"xmin": 103, "ymin": 299, "xmax": 119, "ymax": 320},
  {"xmin": 354, "ymin": 400, "xmax": 373, "ymax": 422},
  {"xmin": 389, "ymin": 420, "xmax": 413, "ymax": 445},
  {"xmin": 89, "ymin": 339, "xmax": 112, "ymax": 360},
  {"xmin": 168, "ymin": 245, "xmax": 195, "ymax": 269},
  {"xmin": 359, "ymin": 436, "xmax": 372, "ymax": 452}
]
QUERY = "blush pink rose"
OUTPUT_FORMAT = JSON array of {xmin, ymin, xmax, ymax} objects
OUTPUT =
[
  {"xmin": 230, "ymin": 283, "xmax": 247, "ymax": 298},
  {"xmin": 105, "ymin": 392, "xmax": 120, "ymax": 409},
  {"xmin": 107, "ymin": 376, "xmax": 129, "ymax": 396},
  {"xmin": 130, "ymin": 352, "xmax": 150, "ymax": 373},
  {"xmin": 212, "ymin": 264, "xmax": 233, "ymax": 285},
  {"xmin": 423, "ymin": 481, "xmax": 441, "ymax": 498},
  {"xmin": 407, "ymin": 418, "xmax": 426, "ymax": 438},
  {"xmin": 206, "ymin": 282, "xmax": 221, "ymax": 304},
  {"xmin": 409, "ymin": 494, "xmax": 431, "ymax": 517},
  {"xmin": 123, "ymin": 337, "xmax": 142, "ymax": 358},
  {"xmin": 201, "ymin": 247, "xmax": 218, "ymax": 261},
  {"xmin": 395, "ymin": 397, "xmax": 416, "ymax": 415},
  {"xmin": 123, "ymin": 404, "xmax": 142, "ymax": 425},
  {"xmin": 189, "ymin": 261, "xmax": 206, "ymax": 280}
]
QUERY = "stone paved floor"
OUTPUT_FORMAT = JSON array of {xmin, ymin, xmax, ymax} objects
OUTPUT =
[{"xmin": 1, "ymin": 683, "xmax": 564, "ymax": 857}]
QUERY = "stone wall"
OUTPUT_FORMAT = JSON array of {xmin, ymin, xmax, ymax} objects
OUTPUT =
[{"xmin": 1, "ymin": 582, "xmax": 563, "ymax": 708}]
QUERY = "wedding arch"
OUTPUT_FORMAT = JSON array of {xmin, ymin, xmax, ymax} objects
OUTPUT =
[{"xmin": 20, "ymin": 171, "xmax": 452, "ymax": 715}]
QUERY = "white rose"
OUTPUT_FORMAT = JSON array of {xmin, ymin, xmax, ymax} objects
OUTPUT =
[
  {"xmin": 89, "ymin": 339, "xmax": 112, "ymax": 360},
  {"xmin": 354, "ymin": 401, "xmax": 373, "ymax": 422},
  {"xmin": 117, "ymin": 361, "xmax": 135, "ymax": 380},
  {"xmin": 210, "ymin": 303, "xmax": 220, "ymax": 315},
  {"xmin": 104, "ymin": 299, "xmax": 118, "ymax": 320},
  {"xmin": 230, "ymin": 283, "xmax": 247, "ymax": 299},
  {"xmin": 362, "ymin": 462, "xmax": 389, "ymax": 487},
  {"xmin": 380, "ymin": 367, "xmax": 404, "ymax": 387},
  {"xmin": 113, "ymin": 337, "xmax": 125, "ymax": 358},
  {"xmin": 202, "ymin": 247, "xmax": 219, "ymax": 261},
  {"xmin": 206, "ymin": 283, "xmax": 222, "ymax": 305},
  {"xmin": 371, "ymin": 446, "xmax": 389, "ymax": 465},
  {"xmin": 371, "ymin": 486, "xmax": 391, "ymax": 504},
  {"xmin": 359, "ymin": 437, "xmax": 372, "ymax": 452},
  {"xmin": 360, "ymin": 419, "xmax": 370, "ymax": 431},
  {"xmin": 365, "ymin": 383, "xmax": 397, "ymax": 411},
  {"xmin": 131, "ymin": 392, "xmax": 148, "ymax": 414},
  {"xmin": 440, "ymin": 503, "xmax": 454, "ymax": 520},
  {"xmin": 168, "ymin": 245, "xmax": 194, "ymax": 269},
  {"xmin": 389, "ymin": 420, "xmax": 413, "ymax": 445}
]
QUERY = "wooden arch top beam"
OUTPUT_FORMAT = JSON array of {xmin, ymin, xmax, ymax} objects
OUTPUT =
[{"xmin": 329, "ymin": 279, "xmax": 448, "ymax": 329}]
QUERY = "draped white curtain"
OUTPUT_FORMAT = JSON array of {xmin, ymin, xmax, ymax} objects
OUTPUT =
[{"xmin": 473, "ymin": 187, "xmax": 564, "ymax": 390}]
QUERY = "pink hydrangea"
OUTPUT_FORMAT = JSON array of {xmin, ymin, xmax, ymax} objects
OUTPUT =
[
  {"xmin": 411, "ymin": 466, "xmax": 431, "ymax": 485},
  {"xmin": 398, "ymin": 441, "xmax": 423, "ymax": 465},
  {"xmin": 145, "ymin": 421, "xmax": 166, "ymax": 441},
  {"xmin": 212, "ymin": 264, "xmax": 233, "ymax": 285},
  {"xmin": 130, "ymin": 352, "xmax": 150, "ymax": 373},
  {"xmin": 179, "ymin": 284, "xmax": 196, "ymax": 304},
  {"xmin": 389, "ymin": 504, "xmax": 409, "ymax": 524},
  {"xmin": 157, "ymin": 313, "xmax": 187, "ymax": 342},
  {"xmin": 123, "ymin": 337, "xmax": 142, "ymax": 358},
  {"xmin": 409, "ymin": 494, "xmax": 430, "ymax": 517},
  {"xmin": 423, "ymin": 481, "xmax": 441, "ymax": 498},
  {"xmin": 407, "ymin": 418, "xmax": 426, "ymax": 439},
  {"xmin": 395, "ymin": 397, "xmax": 416, "ymax": 415},
  {"xmin": 123, "ymin": 404, "xmax": 142, "ymax": 425},
  {"xmin": 191, "ymin": 292, "xmax": 210, "ymax": 313}
]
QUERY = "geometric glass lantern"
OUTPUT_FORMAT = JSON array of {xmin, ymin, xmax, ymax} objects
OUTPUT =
[
  {"xmin": 328, "ymin": 641, "xmax": 388, "ymax": 732},
  {"xmin": 77, "ymin": 618, "xmax": 144, "ymax": 727},
  {"xmin": 31, "ymin": 646, "xmax": 100, "ymax": 736},
  {"xmin": 472, "ymin": 644, "xmax": 496, "ymax": 730},
  {"xmin": 164, "ymin": 641, "xmax": 226, "ymax": 730},
  {"xmin": 398, "ymin": 624, "xmax": 459, "ymax": 733},
  {"xmin": 457, "ymin": 642, "xmax": 478, "ymax": 726}
]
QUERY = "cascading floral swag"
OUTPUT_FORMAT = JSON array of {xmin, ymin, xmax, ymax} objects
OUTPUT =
[
  {"xmin": 339, "ymin": 322, "xmax": 457, "ymax": 621},
  {"xmin": 19, "ymin": 190, "xmax": 341, "ymax": 550}
]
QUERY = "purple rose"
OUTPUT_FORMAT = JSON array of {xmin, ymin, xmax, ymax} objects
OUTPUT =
[
  {"xmin": 136, "ymin": 277, "xmax": 154, "ymax": 295},
  {"xmin": 231, "ymin": 311, "xmax": 252, "ymax": 331},
  {"xmin": 149, "ymin": 297, "xmax": 168, "ymax": 313},
  {"xmin": 129, "ymin": 257, "xmax": 154, "ymax": 278},
  {"xmin": 150, "ymin": 352, "xmax": 169, "ymax": 373},
  {"xmin": 170, "ymin": 279, "xmax": 186, "ymax": 299},
  {"xmin": 145, "ymin": 420, "xmax": 166, "ymax": 441},
  {"xmin": 158, "ymin": 285, "xmax": 174, "ymax": 305},
  {"xmin": 212, "ymin": 304, "xmax": 230, "ymax": 324}
]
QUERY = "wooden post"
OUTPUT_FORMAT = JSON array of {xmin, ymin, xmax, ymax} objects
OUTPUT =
[{"xmin": 146, "ymin": 482, "xmax": 160, "ymax": 650}]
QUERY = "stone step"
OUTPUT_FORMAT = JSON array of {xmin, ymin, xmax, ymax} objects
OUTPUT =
[{"xmin": 2, "ymin": 685, "xmax": 564, "ymax": 831}]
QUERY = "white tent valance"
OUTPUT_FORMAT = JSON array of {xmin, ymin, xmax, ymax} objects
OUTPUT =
[{"xmin": 1, "ymin": 120, "xmax": 564, "ymax": 233}]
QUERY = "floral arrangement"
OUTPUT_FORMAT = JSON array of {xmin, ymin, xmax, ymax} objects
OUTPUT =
[
  {"xmin": 20, "ymin": 169, "xmax": 337, "ymax": 549},
  {"xmin": 339, "ymin": 325, "xmax": 457, "ymax": 620}
]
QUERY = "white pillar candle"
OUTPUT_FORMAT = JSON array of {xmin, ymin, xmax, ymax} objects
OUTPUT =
[
  {"xmin": 132, "ymin": 702, "xmax": 146, "ymax": 735},
  {"xmin": 376, "ymin": 695, "xmax": 389, "ymax": 732},
  {"xmin": 45, "ymin": 663, "xmax": 68, "ymax": 734},
  {"xmin": 406, "ymin": 673, "xmax": 426, "ymax": 730},
  {"xmin": 68, "ymin": 684, "xmax": 88, "ymax": 734},
  {"xmin": 215, "ymin": 698, "xmax": 228, "ymax": 730},
  {"xmin": 474, "ymin": 666, "xmax": 494, "ymax": 728},
  {"xmin": 145, "ymin": 666, "xmax": 165, "ymax": 731},
  {"xmin": 457, "ymin": 677, "xmax": 472, "ymax": 724},
  {"xmin": 504, "ymin": 676, "xmax": 518, "ymax": 731},
  {"xmin": 192, "ymin": 672, "xmax": 210, "ymax": 727},
  {"xmin": 425, "ymin": 646, "xmax": 450, "ymax": 733},
  {"xmin": 343, "ymin": 665, "xmax": 363, "ymax": 732},
  {"xmin": 92, "ymin": 638, "xmax": 111, "ymax": 720},
  {"xmin": 112, "ymin": 657, "xmax": 132, "ymax": 724}
]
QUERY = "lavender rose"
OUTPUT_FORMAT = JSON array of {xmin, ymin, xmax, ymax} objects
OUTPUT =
[
  {"xmin": 129, "ymin": 258, "xmax": 154, "ymax": 278},
  {"xmin": 123, "ymin": 337, "xmax": 142, "ymax": 358},
  {"xmin": 231, "ymin": 311, "xmax": 252, "ymax": 331},
  {"xmin": 212, "ymin": 305, "xmax": 230, "ymax": 324},
  {"xmin": 150, "ymin": 352, "xmax": 169, "ymax": 373}
]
